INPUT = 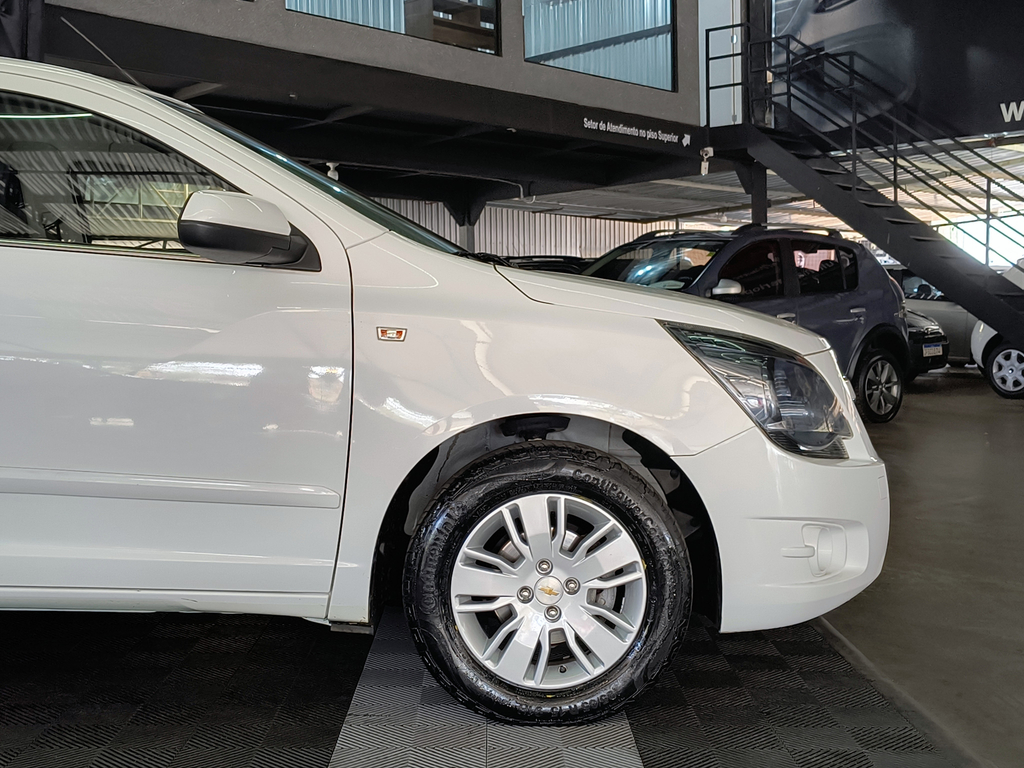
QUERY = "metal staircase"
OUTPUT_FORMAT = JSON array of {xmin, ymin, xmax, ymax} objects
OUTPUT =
[{"xmin": 705, "ymin": 23, "xmax": 1024, "ymax": 349}]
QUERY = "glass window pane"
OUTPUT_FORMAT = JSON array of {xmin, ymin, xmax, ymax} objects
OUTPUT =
[
  {"xmin": 718, "ymin": 241, "xmax": 783, "ymax": 298},
  {"xmin": 793, "ymin": 240, "xmax": 845, "ymax": 294},
  {"xmin": 901, "ymin": 271, "xmax": 948, "ymax": 301},
  {"xmin": 287, "ymin": 0, "xmax": 498, "ymax": 54},
  {"xmin": 524, "ymin": 0, "xmax": 674, "ymax": 90},
  {"xmin": 584, "ymin": 239, "xmax": 722, "ymax": 290},
  {"xmin": 0, "ymin": 92, "xmax": 231, "ymax": 255},
  {"xmin": 157, "ymin": 101, "xmax": 463, "ymax": 256}
]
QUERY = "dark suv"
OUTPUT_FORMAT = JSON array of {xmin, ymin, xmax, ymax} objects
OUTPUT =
[{"xmin": 533, "ymin": 226, "xmax": 910, "ymax": 422}]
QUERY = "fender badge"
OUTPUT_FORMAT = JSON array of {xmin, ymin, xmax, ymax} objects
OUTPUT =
[{"xmin": 377, "ymin": 327, "xmax": 407, "ymax": 342}]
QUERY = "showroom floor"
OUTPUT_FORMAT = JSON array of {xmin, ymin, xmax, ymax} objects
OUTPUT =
[
  {"xmin": 0, "ymin": 606, "xmax": 954, "ymax": 768},
  {"xmin": 827, "ymin": 368, "xmax": 1024, "ymax": 768},
  {"xmin": 2, "ymin": 369, "xmax": 1015, "ymax": 768}
]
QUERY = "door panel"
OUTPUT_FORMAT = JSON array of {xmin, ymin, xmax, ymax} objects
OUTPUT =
[
  {"xmin": 0, "ymin": 86, "xmax": 354, "ymax": 607},
  {"xmin": 790, "ymin": 240, "xmax": 864, "ymax": 374},
  {"xmin": 0, "ymin": 246, "xmax": 352, "ymax": 596}
]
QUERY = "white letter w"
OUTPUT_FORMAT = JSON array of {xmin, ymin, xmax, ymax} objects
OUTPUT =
[{"xmin": 1001, "ymin": 101, "xmax": 1024, "ymax": 123}]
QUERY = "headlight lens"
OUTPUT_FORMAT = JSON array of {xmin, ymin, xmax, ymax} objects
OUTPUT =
[{"xmin": 663, "ymin": 323, "xmax": 854, "ymax": 459}]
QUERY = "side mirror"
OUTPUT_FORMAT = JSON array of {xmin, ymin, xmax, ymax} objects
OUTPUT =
[
  {"xmin": 711, "ymin": 278, "xmax": 743, "ymax": 296},
  {"xmin": 178, "ymin": 190, "xmax": 299, "ymax": 265}
]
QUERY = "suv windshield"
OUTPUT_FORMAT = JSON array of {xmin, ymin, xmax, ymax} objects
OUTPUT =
[
  {"xmin": 153, "ymin": 97, "xmax": 464, "ymax": 255},
  {"xmin": 583, "ymin": 238, "xmax": 728, "ymax": 290}
]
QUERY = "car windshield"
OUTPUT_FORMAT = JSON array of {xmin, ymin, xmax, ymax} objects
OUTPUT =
[
  {"xmin": 582, "ymin": 238, "xmax": 727, "ymax": 290},
  {"xmin": 153, "ymin": 97, "xmax": 464, "ymax": 256}
]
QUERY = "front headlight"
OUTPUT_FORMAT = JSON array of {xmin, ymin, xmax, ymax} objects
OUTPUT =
[{"xmin": 662, "ymin": 323, "xmax": 854, "ymax": 460}]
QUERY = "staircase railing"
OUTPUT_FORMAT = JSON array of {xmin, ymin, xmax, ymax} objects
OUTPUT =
[{"xmin": 705, "ymin": 22, "xmax": 1024, "ymax": 280}]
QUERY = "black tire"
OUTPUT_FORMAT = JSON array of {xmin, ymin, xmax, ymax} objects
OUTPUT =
[
  {"xmin": 855, "ymin": 348, "xmax": 904, "ymax": 423},
  {"xmin": 403, "ymin": 441, "xmax": 691, "ymax": 724},
  {"xmin": 984, "ymin": 342, "xmax": 1024, "ymax": 399}
]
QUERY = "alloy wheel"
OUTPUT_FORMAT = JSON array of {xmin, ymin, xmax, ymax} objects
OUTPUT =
[
  {"xmin": 865, "ymin": 359, "xmax": 901, "ymax": 417},
  {"xmin": 991, "ymin": 349, "xmax": 1024, "ymax": 394},
  {"xmin": 450, "ymin": 493, "xmax": 647, "ymax": 691}
]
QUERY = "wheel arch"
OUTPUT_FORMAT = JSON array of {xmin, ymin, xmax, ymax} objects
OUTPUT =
[
  {"xmin": 368, "ymin": 413, "xmax": 722, "ymax": 632},
  {"xmin": 981, "ymin": 332, "xmax": 1006, "ymax": 368},
  {"xmin": 852, "ymin": 323, "xmax": 911, "ymax": 377}
]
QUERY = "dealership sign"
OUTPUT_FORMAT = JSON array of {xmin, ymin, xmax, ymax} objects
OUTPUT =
[
  {"xmin": 775, "ymin": 0, "xmax": 1024, "ymax": 137},
  {"xmin": 1002, "ymin": 101, "xmax": 1024, "ymax": 125}
]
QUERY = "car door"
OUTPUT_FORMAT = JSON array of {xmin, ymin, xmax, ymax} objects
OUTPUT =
[
  {"xmin": 0, "ymin": 86, "xmax": 352, "ymax": 615},
  {"xmin": 789, "ymin": 238, "xmax": 865, "ymax": 373},
  {"xmin": 700, "ymin": 238, "xmax": 796, "ymax": 321}
]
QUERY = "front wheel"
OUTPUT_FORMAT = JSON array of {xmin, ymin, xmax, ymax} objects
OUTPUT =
[
  {"xmin": 986, "ymin": 343, "xmax": 1024, "ymax": 399},
  {"xmin": 855, "ymin": 348, "xmax": 904, "ymax": 423},
  {"xmin": 404, "ymin": 441, "xmax": 691, "ymax": 724}
]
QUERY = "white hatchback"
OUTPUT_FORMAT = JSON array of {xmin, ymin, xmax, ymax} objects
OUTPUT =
[
  {"xmin": 0, "ymin": 61, "xmax": 889, "ymax": 723},
  {"xmin": 972, "ymin": 259, "xmax": 1024, "ymax": 399}
]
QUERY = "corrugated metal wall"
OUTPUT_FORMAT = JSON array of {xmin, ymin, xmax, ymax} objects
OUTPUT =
[
  {"xmin": 377, "ymin": 198, "xmax": 675, "ymax": 259},
  {"xmin": 523, "ymin": 0, "xmax": 674, "ymax": 90},
  {"xmin": 286, "ymin": 0, "xmax": 405, "ymax": 33},
  {"xmin": 378, "ymin": 199, "xmax": 462, "ymax": 242}
]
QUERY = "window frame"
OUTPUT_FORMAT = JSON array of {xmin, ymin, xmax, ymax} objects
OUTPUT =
[
  {"xmin": 0, "ymin": 88, "xmax": 313, "ymax": 270},
  {"xmin": 899, "ymin": 268, "xmax": 950, "ymax": 303},
  {"xmin": 787, "ymin": 237, "xmax": 860, "ymax": 296},
  {"xmin": 714, "ymin": 237, "xmax": 790, "ymax": 301},
  {"xmin": 522, "ymin": 0, "xmax": 678, "ymax": 92}
]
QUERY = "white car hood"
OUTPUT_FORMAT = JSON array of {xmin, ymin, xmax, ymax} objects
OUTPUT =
[{"xmin": 497, "ymin": 267, "xmax": 831, "ymax": 357}]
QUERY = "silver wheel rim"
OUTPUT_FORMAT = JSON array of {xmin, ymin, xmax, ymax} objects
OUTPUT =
[
  {"xmin": 865, "ymin": 359, "xmax": 901, "ymax": 416},
  {"xmin": 450, "ymin": 493, "xmax": 647, "ymax": 691},
  {"xmin": 992, "ymin": 349, "xmax": 1024, "ymax": 393}
]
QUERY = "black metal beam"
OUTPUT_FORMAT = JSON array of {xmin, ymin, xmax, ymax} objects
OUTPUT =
[
  {"xmin": 215, "ymin": 113, "xmax": 615, "ymax": 191},
  {"xmin": 736, "ymin": 161, "xmax": 769, "ymax": 224},
  {"xmin": 45, "ymin": 7, "xmax": 704, "ymax": 157}
]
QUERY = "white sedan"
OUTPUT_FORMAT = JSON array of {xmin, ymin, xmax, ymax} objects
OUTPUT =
[{"xmin": 0, "ymin": 60, "xmax": 888, "ymax": 723}]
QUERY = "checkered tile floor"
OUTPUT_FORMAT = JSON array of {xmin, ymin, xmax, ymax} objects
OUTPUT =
[
  {"xmin": 626, "ymin": 618, "xmax": 954, "ymax": 768},
  {"xmin": 0, "ymin": 609, "xmax": 958, "ymax": 768},
  {"xmin": 0, "ymin": 611, "xmax": 370, "ymax": 768},
  {"xmin": 333, "ymin": 611, "xmax": 958, "ymax": 768},
  {"xmin": 329, "ymin": 610, "xmax": 643, "ymax": 768}
]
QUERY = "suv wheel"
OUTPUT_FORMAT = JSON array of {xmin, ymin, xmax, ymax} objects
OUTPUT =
[
  {"xmin": 986, "ymin": 343, "xmax": 1024, "ymax": 399},
  {"xmin": 404, "ymin": 441, "xmax": 691, "ymax": 724},
  {"xmin": 855, "ymin": 348, "xmax": 904, "ymax": 423}
]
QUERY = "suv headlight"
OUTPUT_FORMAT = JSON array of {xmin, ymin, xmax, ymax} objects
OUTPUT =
[{"xmin": 662, "ymin": 323, "xmax": 854, "ymax": 459}]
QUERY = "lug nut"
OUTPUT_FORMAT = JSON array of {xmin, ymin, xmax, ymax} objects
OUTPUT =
[
  {"xmin": 517, "ymin": 587, "xmax": 533, "ymax": 603},
  {"xmin": 564, "ymin": 578, "xmax": 580, "ymax": 595},
  {"xmin": 545, "ymin": 606, "xmax": 561, "ymax": 621},
  {"xmin": 536, "ymin": 559, "xmax": 552, "ymax": 575}
]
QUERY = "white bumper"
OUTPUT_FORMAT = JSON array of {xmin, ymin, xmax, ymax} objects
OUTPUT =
[{"xmin": 675, "ymin": 427, "xmax": 890, "ymax": 633}]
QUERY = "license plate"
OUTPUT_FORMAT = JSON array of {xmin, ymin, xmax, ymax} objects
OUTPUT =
[{"xmin": 923, "ymin": 343, "xmax": 943, "ymax": 358}]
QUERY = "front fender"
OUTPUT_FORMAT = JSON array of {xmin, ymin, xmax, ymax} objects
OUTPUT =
[{"xmin": 325, "ymin": 235, "xmax": 752, "ymax": 624}]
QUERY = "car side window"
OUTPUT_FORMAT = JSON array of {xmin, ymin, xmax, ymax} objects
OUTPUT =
[
  {"xmin": 901, "ymin": 272, "xmax": 948, "ymax": 301},
  {"xmin": 717, "ymin": 240, "xmax": 784, "ymax": 298},
  {"xmin": 0, "ymin": 91, "xmax": 233, "ymax": 256},
  {"xmin": 792, "ymin": 240, "xmax": 858, "ymax": 294}
]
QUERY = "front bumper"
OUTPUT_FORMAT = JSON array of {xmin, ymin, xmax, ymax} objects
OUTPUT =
[
  {"xmin": 675, "ymin": 427, "xmax": 890, "ymax": 633},
  {"xmin": 909, "ymin": 333, "xmax": 949, "ymax": 375}
]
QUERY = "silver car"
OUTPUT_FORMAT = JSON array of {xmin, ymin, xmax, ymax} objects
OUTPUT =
[{"xmin": 886, "ymin": 267, "xmax": 977, "ymax": 366}]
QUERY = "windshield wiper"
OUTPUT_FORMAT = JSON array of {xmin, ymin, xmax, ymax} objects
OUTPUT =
[{"xmin": 461, "ymin": 251, "xmax": 512, "ymax": 267}]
